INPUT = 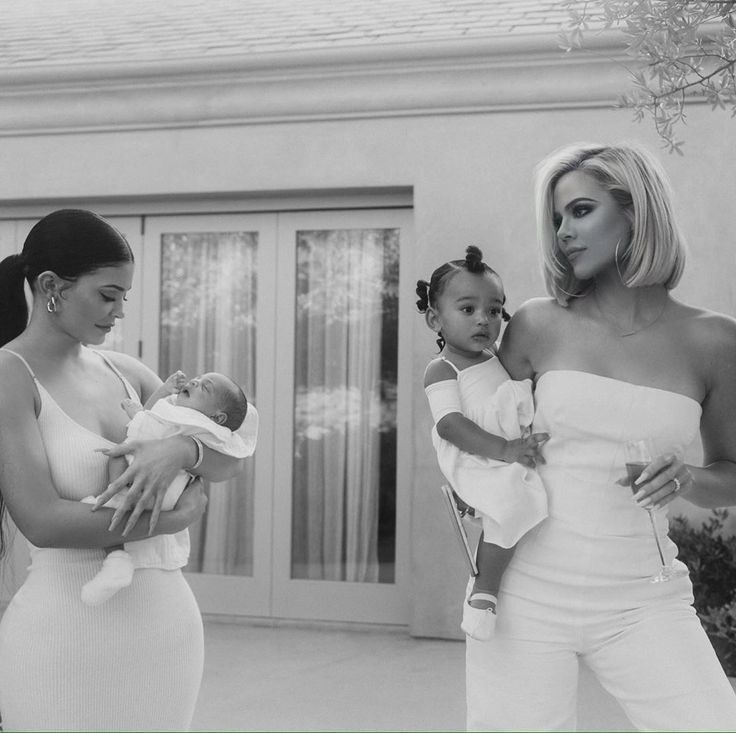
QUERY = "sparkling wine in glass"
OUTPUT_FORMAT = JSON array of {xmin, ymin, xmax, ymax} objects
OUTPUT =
[{"xmin": 624, "ymin": 439, "xmax": 678, "ymax": 583}]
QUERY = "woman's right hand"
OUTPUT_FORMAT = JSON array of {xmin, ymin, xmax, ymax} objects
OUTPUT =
[{"xmin": 95, "ymin": 435, "xmax": 197, "ymax": 535}]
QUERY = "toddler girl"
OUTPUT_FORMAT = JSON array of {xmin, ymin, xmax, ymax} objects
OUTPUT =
[{"xmin": 416, "ymin": 246, "xmax": 548, "ymax": 639}]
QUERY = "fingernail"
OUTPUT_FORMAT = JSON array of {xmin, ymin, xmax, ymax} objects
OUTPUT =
[{"xmin": 634, "ymin": 472, "xmax": 649, "ymax": 485}]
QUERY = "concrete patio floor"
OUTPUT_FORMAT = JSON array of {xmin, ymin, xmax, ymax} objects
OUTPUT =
[{"xmin": 193, "ymin": 619, "xmax": 634, "ymax": 731}]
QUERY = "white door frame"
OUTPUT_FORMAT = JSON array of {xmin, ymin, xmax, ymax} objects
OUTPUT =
[
  {"xmin": 141, "ymin": 213, "xmax": 278, "ymax": 617},
  {"xmin": 270, "ymin": 208, "xmax": 413, "ymax": 624}
]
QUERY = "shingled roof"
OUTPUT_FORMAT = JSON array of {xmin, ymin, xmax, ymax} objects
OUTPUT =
[{"xmin": 1, "ymin": 0, "xmax": 580, "ymax": 68}]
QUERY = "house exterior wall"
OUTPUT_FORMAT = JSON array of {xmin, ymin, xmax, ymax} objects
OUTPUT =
[{"xmin": 1, "ymin": 42, "xmax": 734, "ymax": 638}]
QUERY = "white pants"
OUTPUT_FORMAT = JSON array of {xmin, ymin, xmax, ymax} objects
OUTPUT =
[{"xmin": 466, "ymin": 577, "xmax": 736, "ymax": 731}]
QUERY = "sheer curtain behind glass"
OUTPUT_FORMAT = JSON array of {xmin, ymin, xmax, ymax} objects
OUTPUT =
[
  {"xmin": 159, "ymin": 232, "xmax": 257, "ymax": 576},
  {"xmin": 292, "ymin": 228, "xmax": 399, "ymax": 583}
]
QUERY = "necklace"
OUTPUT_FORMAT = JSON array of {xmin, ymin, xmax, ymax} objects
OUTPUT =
[{"xmin": 593, "ymin": 291, "xmax": 669, "ymax": 338}]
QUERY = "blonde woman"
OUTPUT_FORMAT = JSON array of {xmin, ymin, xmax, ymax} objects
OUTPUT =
[{"xmin": 457, "ymin": 143, "xmax": 736, "ymax": 729}]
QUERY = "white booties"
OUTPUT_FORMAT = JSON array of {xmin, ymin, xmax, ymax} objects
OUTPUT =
[
  {"xmin": 81, "ymin": 550, "xmax": 135, "ymax": 606},
  {"xmin": 461, "ymin": 576, "xmax": 497, "ymax": 641}
]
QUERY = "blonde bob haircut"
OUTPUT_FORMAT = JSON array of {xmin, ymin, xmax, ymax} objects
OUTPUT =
[{"xmin": 534, "ymin": 141, "xmax": 686, "ymax": 306}]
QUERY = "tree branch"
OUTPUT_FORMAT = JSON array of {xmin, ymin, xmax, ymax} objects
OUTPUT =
[
  {"xmin": 648, "ymin": 60, "xmax": 735, "ymax": 100},
  {"xmin": 563, "ymin": 0, "xmax": 736, "ymax": 150}
]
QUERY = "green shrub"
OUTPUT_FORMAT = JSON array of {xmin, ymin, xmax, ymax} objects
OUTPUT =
[{"xmin": 669, "ymin": 509, "xmax": 736, "ymax": 676}]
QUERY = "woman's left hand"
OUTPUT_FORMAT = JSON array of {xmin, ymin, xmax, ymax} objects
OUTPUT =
[
  {"xmin": 620, "ymin": 451, "xmax": 693, "ymax": 510},
  {"xmin": 94, "ymin": 436, "xmax": 194, "ymax": 535}
]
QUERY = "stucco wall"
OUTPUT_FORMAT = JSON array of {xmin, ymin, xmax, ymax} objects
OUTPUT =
[{"xmin": 0, "ymin": 98, "xmax": 734, "ymax": 637}]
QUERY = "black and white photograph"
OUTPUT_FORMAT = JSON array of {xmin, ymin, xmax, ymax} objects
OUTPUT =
[{"xmin": 0, "ymin": 1, "xmax": 735, "ymax": 731}]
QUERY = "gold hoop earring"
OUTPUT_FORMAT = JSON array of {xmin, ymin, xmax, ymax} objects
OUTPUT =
[
  {"xmin": 46, "ymin": 295, "xmax": 57, "ymax": 314},
  {"xmin": 550, "ymin": 246, "xmax": 586, "ymax": 299},
  {"xmin": 552, "ymin": 255, "xmax": 589, "ymax": 299},
  {"xmin": 614, "ymin": 238, "xmax": 627, "ymax": 285}
]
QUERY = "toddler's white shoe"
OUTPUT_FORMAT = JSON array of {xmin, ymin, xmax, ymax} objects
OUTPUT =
[{"xmin": 461, "ymin": 577, "xmax": 497, "ymax": 641}]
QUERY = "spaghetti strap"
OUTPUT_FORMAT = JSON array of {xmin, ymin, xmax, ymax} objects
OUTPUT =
[
  {"xmin": 94, "ymin": 350, "xmax": 140, "ymax": 403},
  {"xmin": 439, "ymin": 356, "xmax": 461, "ymax": 375},
  {"xmin": 0, "ymin": 348, "xmax": 38, "ymax": 380}
]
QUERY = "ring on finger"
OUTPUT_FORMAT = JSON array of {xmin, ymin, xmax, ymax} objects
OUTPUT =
[{"xmin": 672, "ymin": 476, "xmax": 682, "ymax": 493}]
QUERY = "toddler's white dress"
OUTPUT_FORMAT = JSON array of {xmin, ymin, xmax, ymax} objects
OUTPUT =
[{"xmin": 425, "ymin": 354, "xmax": 548, "ymax": 547}]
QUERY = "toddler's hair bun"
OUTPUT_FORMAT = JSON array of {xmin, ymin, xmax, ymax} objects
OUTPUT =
[
  {"xmin": 415, "ymin": 279, "xmax": 431, "ymax": 313},
  {"xmin": 464, "ymin": 245, "xmax": 485, "ymax": 273}
]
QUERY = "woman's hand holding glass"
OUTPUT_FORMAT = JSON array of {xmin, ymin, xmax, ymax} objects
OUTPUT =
[
  {"xmin": 626, "ymin": 443, "xmax": 692, "ymax": 511},
  {"xmin": 623, "ymin": 439, "xmax": 690, "ymax": 583},
  {"xmin": 93, "ymin": 435, "xmax": 198, "ymax": 535}
]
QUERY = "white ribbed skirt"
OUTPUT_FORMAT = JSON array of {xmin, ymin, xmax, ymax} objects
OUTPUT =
[{"xmin": 0, "ymin": 547, "xmax": 204, "ymax": 732}]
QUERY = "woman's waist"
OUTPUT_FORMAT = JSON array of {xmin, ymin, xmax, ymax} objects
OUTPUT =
[
  {"xmin": 27, "ymin": 544, "xmax": 106, "ymax": 567},
  {"xmin": 536, "ymin": 462, "xmax": 675, "ymax": 535},
  {"xmin": 514, "ymin": 512, "xmax": 681, "ymax": 578}
]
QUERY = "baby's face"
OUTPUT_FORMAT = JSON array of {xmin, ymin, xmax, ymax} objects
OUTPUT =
[{"xmin": 174, "ymin": 372, "xmax": 229, "ymax": 417}]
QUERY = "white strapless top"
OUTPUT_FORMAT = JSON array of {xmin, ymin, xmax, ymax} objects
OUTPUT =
[
  {"xmin": 506, "ymin": 369, "xmax": 701, "ymax": 606},
  {"xmin": 534, "ymin": 369, "xmax": 700, "ymax": 522}
]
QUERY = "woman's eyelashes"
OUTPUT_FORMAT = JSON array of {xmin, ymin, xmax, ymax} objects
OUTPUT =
[
  {"xmin": 460, "ymin": 305, "xmax": 502, "ymax": 318},
  {"xmin": 553, "ymin": 203, "xmax": 594, "ymax": 230}
]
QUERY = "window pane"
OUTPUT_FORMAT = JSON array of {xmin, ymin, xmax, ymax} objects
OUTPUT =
[
  {"xmin": 291, "ymin": 228, "xmax": 399, "ymax": 583},
  {"xmin": 158, "ymin": 231, "xmax": 257, "ymax": 576}
]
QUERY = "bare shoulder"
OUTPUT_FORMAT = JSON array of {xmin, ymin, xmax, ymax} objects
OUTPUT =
[
  {"xmin": 101, "ymin": 351, "xmax": 162, "ymax": 399},
  {"xmin": 677, "ymin": 302, "xmax": 736, "ymax": 356},
  {"xmin": 500, "ymin": 297, "xmax": 566, "ymax": 378},
  {"xmin": 674, "ymin": 302, "xmax": 736, "ymax": 391},
  {"xmin": 423, "ymin": 357, "xmax": 457, "ymax": 388},
  {"xmin": 507, "ymin": 297, "xmax": 561, "ymax": 329},
  {"xmin": 0, "ymin": 349, "xmax": 38, "ymax": 411}
]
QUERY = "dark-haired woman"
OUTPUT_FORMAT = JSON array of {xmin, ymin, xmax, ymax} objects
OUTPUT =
[
  {"xmin": 0, "ymin": 210, "xmax": 243, "ymax": 730},
  {"xmin": 416, "ymin": 246, "xmax": 549, "ymax": 642}
]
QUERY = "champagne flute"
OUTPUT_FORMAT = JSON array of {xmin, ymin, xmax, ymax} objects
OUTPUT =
[{"xmin": 624, "ymin": 439, "xmax": 683, "ymax": 583}]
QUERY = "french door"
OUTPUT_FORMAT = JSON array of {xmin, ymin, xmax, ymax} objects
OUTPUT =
[{"xmin": 139, "ymin": 209, "xmax": 412, "ymax": 624}]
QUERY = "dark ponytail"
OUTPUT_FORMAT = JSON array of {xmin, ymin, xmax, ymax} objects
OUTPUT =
[
  {"xmin": 0, "ymin": 253, "xmax": 28, "ymax": 559},
  {"xmin": 0, "ymin": 253, "xmax": 31, "ymax": 347},
  {"xmin": 0, "ymin": 209, "xmax": 134, "ymax": 347}
]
